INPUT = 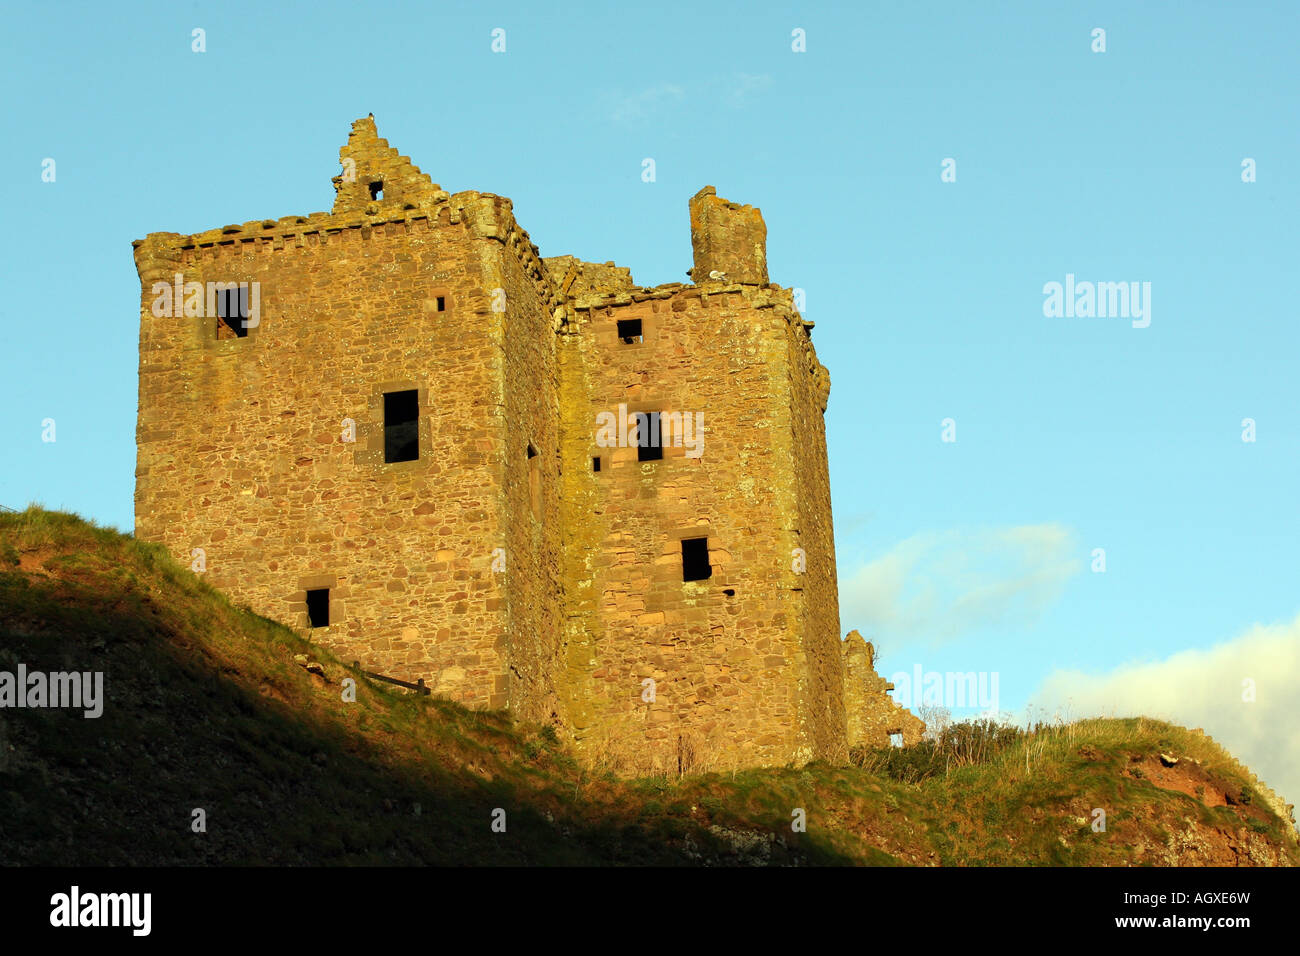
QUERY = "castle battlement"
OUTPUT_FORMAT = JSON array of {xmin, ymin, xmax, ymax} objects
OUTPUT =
[
  {"xmin": 134, "ymin": 191, "xmax": 563, "ymax": 318},
  {"xmin": 132, "ymin": 115, "xmax": 917, "ymax": 773}
]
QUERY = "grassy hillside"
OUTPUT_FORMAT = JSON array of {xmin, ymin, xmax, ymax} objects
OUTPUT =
[{"xmin": 0, "ymin": 507, "xmax": 1294, "ymax": 866}]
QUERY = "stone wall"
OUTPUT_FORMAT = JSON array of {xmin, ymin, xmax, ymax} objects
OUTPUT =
[
  {"xmin": 485, "ymin": 195, "xmax": 566, "ymax": 722},
  {"xmin": 843, "ymin": 630, "xmax": 926, "ymax": 748},
  {"xmin": 556, "ymin": 280, "xmax": 816, "ymax": 772},
  {"xmin": 687, "ymin": 186, "xmax": 769, "ymax": 285}
]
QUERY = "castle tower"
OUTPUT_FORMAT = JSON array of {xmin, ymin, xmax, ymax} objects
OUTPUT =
[
  {"xmin": 133, "ymin": 117, "xmax": 564, "ymax": 721},
  {"xmin": 550, "ymin": 186, "xmax": 845, "ymax": 771},
  {"xmin": 132, "ymin": 117, "xmax": 912, "ymax": 772}
]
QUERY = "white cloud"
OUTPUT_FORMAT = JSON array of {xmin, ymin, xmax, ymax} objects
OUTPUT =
[
  {"xmin": 840, "ymin": 524, "xmax": 1080, "ymax": 645},
  {"xmin": 1029, "ymin": 615, "xmax": 1300, "ymax": 818},
  {"xmin": 605, "ymin": 83, "xmax": 685, "ymax": 125},
  {"xmin": 602, "ymin": 74, "xmax": 772, "ymax": 126},
  {"xmin": 724, "ymin": 72, "xmax": 772, "ymax": 106}
]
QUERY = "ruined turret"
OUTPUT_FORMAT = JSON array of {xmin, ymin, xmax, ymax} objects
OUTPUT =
[
  {"xmin": 688, "ymin": 185, "xmax": 768, "ymax": 285},
  {"xmin": 843, "ymin": 630, "xmax": 926, "ymax": 748}
]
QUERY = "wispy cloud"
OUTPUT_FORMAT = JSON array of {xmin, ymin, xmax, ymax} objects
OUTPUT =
[
  {"xmin": 840, "ymin": 524, "xmax": 1080, "ymax": 646},
  {"xmin": 601, "ymin": 73, "xmax": 772, "ymax": 127},
  {"xmin": 723, "ymin": 72, "xmax": 772, "ymax": 107},
  {"xmin": 604, "ymin": 83, "xmax": 685, "ymax": 125},
  {"xmin": 1029, "ymin": 614, "xmax": 1300, "ymax": 819}
]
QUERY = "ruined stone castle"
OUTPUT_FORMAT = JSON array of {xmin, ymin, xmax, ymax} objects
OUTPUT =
[{"xmin": 132, "ymin": 116, "xmax": 921, "ymax": 772}]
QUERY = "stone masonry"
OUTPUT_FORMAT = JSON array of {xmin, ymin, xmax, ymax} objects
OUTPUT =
[
  {"xmin": 843, "ymin": 631, "xmax": 926, "ymax": 748},
  {"xmin": 132, "ymin": 116, "xmax": 921, "ymax": 773}
]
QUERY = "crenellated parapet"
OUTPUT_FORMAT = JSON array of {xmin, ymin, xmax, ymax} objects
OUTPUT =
[{"xmin": 131, "ymin": 204, "xmax": 562, "ymax": 324}]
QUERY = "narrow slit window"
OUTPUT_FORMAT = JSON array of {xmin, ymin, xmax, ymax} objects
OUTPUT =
[
  {"xmin": 369, "ymin": 180, "xmax": 384, "ymax": 200},
  {"xmin": 527, "ymin": 444, "xmax": 541, "ymax": 519},
  {"xmin": 383, "ymin": 390, "xmax": 419, "ymax": 463},
  {"xmin": 637, "ymin": 412, "xmax": 663, "ymax": 462},
  {"xmin": 435, "ymin": 295, "xmax": 446, "ymax": 312},
  {"xmin": 592, "ymin": 456, "xmax": 601, "ymax": 472},
  {"xmin": 681, "ymin": 537, "xmax": 711, "ymax": 582},
  {"xmin": 216, "ymin": 287, "xmax": 248, "ymax": 338},
  {"xmin": 305, "ymin": 588, "xmax": 330, "ymax": 628},
  {"xmin": 617, "ymin": 318, "xmax": 642, "ymax": 344}
]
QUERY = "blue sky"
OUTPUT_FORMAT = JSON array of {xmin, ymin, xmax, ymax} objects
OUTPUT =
[{"xmin": 2, "ymin": 1, "xmax": 1297, "ymax": 801}]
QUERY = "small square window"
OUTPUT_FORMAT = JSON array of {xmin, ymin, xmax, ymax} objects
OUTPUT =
[
  {"xmin": 306, "ymin": 588, "xmax": 330, "ymax": 628},
  {"xmin": 681, "ymin": 537, "xmax": 711, "ymax": 582},
  {"xmin": 617, "ymin": 318, "xmax": 642, "ymax": 344},
  {"xmin": 383, "ymin": 390, "xmax": 419, "ymax": 463},
  {"xmin": 369, "ymin": 180, "xmax": 384, "ymax": 200},
  {"xmin": 889, "ymin": 732, "xmax": 904, "ymax": 748}
]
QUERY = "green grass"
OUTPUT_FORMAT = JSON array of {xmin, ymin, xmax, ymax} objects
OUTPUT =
[{"xmin": 0, "ymin": 506, "xmax": 1295, "ymax": 866}]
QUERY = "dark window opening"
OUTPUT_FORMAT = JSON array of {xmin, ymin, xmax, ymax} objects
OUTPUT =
[
  {"xmin": 435, "ymin": 295, "xmax": 446, "ymax": 312},
  {"xmin": 592, "ymin": 456, "xmax": 601, "ymax": 472},
  {"xmin": 306, "ymin": 588, "xmax": 330, "ymax": 628},
  {"xmin": 617, "ymin": 318, "xmax": 643, "ymax": 344},
  {"xmin": 681, "ymin": 537, "xmax": 711, "ymax": 582},
  {"xmin": 369, "ymin": 180, "xmax": 384, "ymax": 200},
  {"xmin": 216, "ymin": 288, "xmax": 248, "ymax": 338},
  {"xmin": 637, "ymin": 412, "xmax": 663, "ymax": 462},
  {"xmin": 723, "ymin": 588, "xmax": 735, "ymax": 597},
  {"xmin": 383, "ymin": 390, "xmax": 419, "ymax": 463},
  {"xmin": 527, "ymin": 444, "xmax": 541, "ymax": 519}
]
